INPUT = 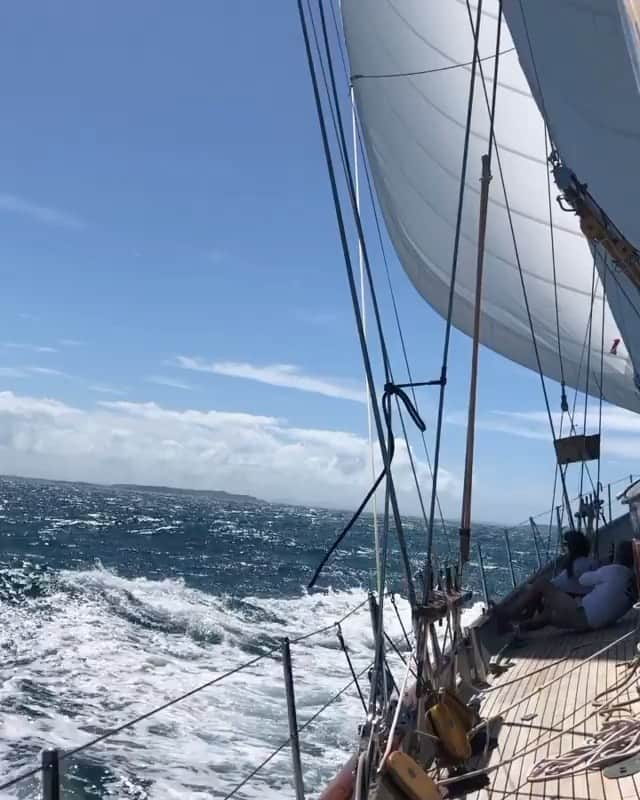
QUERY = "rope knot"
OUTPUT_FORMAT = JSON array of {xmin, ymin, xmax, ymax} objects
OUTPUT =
[{"xmin": 383, "ymin": 382, "xmax": 426, "ymax": 432}]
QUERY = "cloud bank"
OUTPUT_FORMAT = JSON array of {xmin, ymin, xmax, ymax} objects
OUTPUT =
[
  {"xmin": 177, "ymin": 357, "xmax": 367, "ymax": 403},
  {"xmin": 0, "ymin": 391, "xmax": 457, "ymax": 513}
]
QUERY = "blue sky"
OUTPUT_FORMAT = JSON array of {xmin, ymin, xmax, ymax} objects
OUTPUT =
[{"xmin": 0, "ymin": 1, "xmax": 637, "ymax": 524}]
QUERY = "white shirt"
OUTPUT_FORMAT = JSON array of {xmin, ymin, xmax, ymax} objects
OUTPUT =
[
  {"xmin": 551, "ymin": 556, "xmax": 598, "ymax": 594},
  {"xmin": 579, "ymin": 564, "xmax": 636, "ymax": 629}
]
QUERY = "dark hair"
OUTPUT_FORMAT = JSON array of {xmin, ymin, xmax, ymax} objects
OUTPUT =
[
  {"xmin": 563, "ymin": 531, "xmax": 591, "ymax": 578},
  {"xmin": 616, "ymin": 540, "xmax": 635, "ymax": 568}
]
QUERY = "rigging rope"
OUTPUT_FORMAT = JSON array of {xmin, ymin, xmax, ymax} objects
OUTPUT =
[
  {"xmin": 464, "ymin": 1, "xmax": 575, "ymax": 527},
  {"xmin": 529, "ymin": 717, "xmax": 640, "ymax": 782},
  {"xmin": 544, "ymin": 125, "xmax": 568, "ymax": 408},
  {"xmin": 221, "ymin": 660, "xmax": 374, "ymax": 800},
  {"xmin": 307, "ymin": 382, "xmax": 425, "ymax": 589},
  {"xmin": 580, "ymin": 257, "xmax": 598, "ymax": 497},
  {"xmin": 329, "ymin": 0, "xmax": 451, "ymax": 561},
  {"xmin": 470, "ymin": 627, "xmax": 637, "ymax": 735},
  {"xmin": 336, "ymin": 623, "xmax": 367, "ymax": 712},
  {"xmin": 297, "ymin": 0, "xmax": 417, "ymax": 607},
  {"xmin": 438, "ymin": 625, "xmax": 640, "ymax": 788},
  {"xmin": 518, "ymin": 0, "xmax": 553, "ymax": 145},
  {"xmin": 351, "ymin": 88, "xmax": 382, "ymax": 597},
  {"xmin": 459, "ymin": 0, "xmax": 502, "ymax": 566},
  {"xmin": 519, "ymin": 0, "xmax": 605, "ymax": 518},
  {"xmin": 427, "ymin": 0, "xmax": 484, "ymax": 566},
  {"xmin": 0, "ymin": 594, "xmax": 379, "ymax": 795},
  {"xmin": 596, "ymin": 266, "xmax": 607, "ymax": 550},
  {"xmin": 545, "ymin": 413, "xmax": 566, "ymax": 559},
  {"xmin": 316, "ymin": 0, "xmax": 441, "ymax": 590},
  {"xmin": 0, "ymin": 602, "xmax": 416, "ymax": 798},
  {"xmin": 567, "ymin": 297, "xmax": 599, "ymax": 500},
  {"xmin": 351, "ymin": 48, "xmax": 515, "ymax": 81}
]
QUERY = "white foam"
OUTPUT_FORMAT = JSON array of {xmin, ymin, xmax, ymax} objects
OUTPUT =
[{"xmin": 0, "ymin": 568, "xmax": 483, "ymax": 799}]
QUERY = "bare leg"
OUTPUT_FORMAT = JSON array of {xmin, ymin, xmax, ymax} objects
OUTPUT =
[
  {"xmin": 520, "ymin": 609, "xmax": 553, "ymax": 632},
  {"xmin": 499, "ymin": 578, "xmax": 547, "ymax": 622},
  {"xmin": 520, "ymin": 584, "xmax": 589, "ymax": 632}
]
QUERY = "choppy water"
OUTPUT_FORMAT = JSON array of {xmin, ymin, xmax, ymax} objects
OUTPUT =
[{"xmin": 0, "ymin": 476, "xmax": 543, "ymax": 799}]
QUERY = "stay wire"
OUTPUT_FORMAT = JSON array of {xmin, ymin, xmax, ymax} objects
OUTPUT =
[
  {"xmin": 0, "ymin": 764, "xmax": 43, "ymax": 795},
  {"xmin": 518, "ymin": 0, "xmax": 553, "ymax": 143},
  {"xmin": 0, "ymin": 595, "xmax": 378, "ymax": 795},
  {"xmin": 316, "ymin": 0, "xmax": 440, "ymax": 586},
  {"xmin": 297, "ymin": 0, "xmax": 416, "ymax": 607},
  {"xmin": 350, "ymin": 47, "xmax": 515, "ymax": 81},
  {"xmin": 596, "ymin": 266, "xmax": 607, "ymax": 550},
  {"xmin": 221, "ymin": 660, "xmax": 374, "ymax": 800},
  {"xmin": 317, "ymin": 0, "xmax": 391, "ymax": 383},
  {"xmin": 565, "ymin": 277, "xmax": 598, "ymax": 500},
  {"xmin": 456, "ymin": 0, "xmax": 502, "ymax": 571},
  {"xmin": 390, "ymin": 592, "xmax": 413, "ymax": 653},
  {"xmin": 544, "ymin": 123, "xmax": 567, "ymax": 407},
  {"xmin": 336, "ymin": 624, "xmax": 368, "ymax": 712},
  {"xmin": 313, "ymin": 0, "xmax": 421, "ymax": 600},
  {"xmin": 545, "ymin": 412, "xmax": 565, "ymax": 558},
  {"xmin": 464, "ymin": 1, "xmax": 575, "ymax": 526},
  {"xmin": 486, "ymin": 0, "xmax": 502, "ymax": 168},
  {"xmin": 64, "ymin": 595, "xmax": 373, "ymax": 761},
  {"xmin": 329, "ymin": 0, "xmax": 451, "ymax": 560},
  {"xmin": 518, "ymin": 0, "xmax": 602, "ymax": 517},
  {"xmin": 427, "ymin": 0, "xmax": 485, "ymax": 565},
  {"xmin": 384, "ymin": 630, "xmax": 417, "ymax": 677},
  {"xmin": 307, "ymin": 383, "xmax": 425, "ymax": 589},
  {"xmin": 580, "ymin": 257, "xmax": 598, "ymax": 497}
]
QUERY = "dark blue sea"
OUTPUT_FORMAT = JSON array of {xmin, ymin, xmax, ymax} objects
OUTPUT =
[{"xmin": 0, "ymin": 476, "xmax": 544, "ymax": 799}]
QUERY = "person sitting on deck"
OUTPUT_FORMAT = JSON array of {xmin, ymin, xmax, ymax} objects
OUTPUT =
[
  {"xmin": 549, "ymin": 530, "xmax": 598, "ymax": 596},
  {"xmin": 499, "ymin": 540, "xmax": 636, "ymax": 633}
]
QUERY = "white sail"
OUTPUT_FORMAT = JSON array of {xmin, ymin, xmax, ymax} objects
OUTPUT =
[
  {"xmin": 341, "ymin": 0, "xmax": 640, "ymax": 413},
  {"xmin": 502, "ymin": 0, "xmax": 640, "ymax": 397}
]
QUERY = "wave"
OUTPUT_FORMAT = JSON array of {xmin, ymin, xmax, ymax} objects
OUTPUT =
[{"xmin": 0, "ymin": 565, "xmax": 483, "ymax": 799}]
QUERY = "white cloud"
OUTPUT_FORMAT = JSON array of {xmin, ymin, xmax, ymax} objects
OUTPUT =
[
  {"xmin": 177, "ymin": 357, "xmax": 366, "ymax": 403},
  {"xmin": 147, "ymin": 375, "xmax": 193, "ymax": 391},
  {"xmin": 89, "ymin": 385, "xmax": 127, "ymax": 396},
  {"xmin": 458, "ymin": 407, "xmax": 640, "ymax": 461},
  {"xmin": 0, "ymin": 390, "xmax": 459, "ymax": 514},
  {"xmin": 0, "ymin": 193, "xmax": 84, "ymax": 230},
  {"xmin": 4, "ymin": 342, "xmax": 58, "ymax": 354},
  {"xmin": 28, "ymin": 367, "xmax": 68, "ymax": 377},
  {"xmin": 58, "ymin": 338, "xmax": 84, "ymax": 347}
]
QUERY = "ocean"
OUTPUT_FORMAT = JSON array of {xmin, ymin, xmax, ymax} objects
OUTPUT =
[{"xmin": 0, "ymin": 476, "xmax": 544, "ymax": 799}]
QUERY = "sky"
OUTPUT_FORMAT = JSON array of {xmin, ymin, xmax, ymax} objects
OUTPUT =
[{"xmin": 0, "ymin": 1, "xmax": 638, "ymax": 524}]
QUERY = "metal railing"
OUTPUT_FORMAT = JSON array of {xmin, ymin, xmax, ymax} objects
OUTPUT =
[
  {"xmin": 472, "ymin": 472, "xmax": 638, "ymax": 611},
  {"xmin": 6, "ymin": 472, "xmax": 638, "ymax": 797},
  {"xmin": 1, "ymin": 593, "xmax": 410, "ymax": 800}
]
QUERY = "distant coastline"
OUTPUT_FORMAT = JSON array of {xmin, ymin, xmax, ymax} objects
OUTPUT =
[
  {"xmin": 111, "ymin": 483, "xmax": 263, "ymax": 505},
  {"xmin": 0, "ymin": 474, "xmax": 264, "ymax": 506}
]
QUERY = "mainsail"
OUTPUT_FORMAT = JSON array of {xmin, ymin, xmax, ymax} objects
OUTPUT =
[{"xmin": 341, "ymin": 0, "xmax": 640, "ymax": 413}]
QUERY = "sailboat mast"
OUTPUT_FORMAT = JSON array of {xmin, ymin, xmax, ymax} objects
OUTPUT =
[{"xmin": 459, "ymin": 155, "xmax": 492, "ymax": 563}]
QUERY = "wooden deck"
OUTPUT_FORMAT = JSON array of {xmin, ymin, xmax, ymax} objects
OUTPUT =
[{"xmin": 462, "ymin": 613, "xmax": 640, "ymax": 799}]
